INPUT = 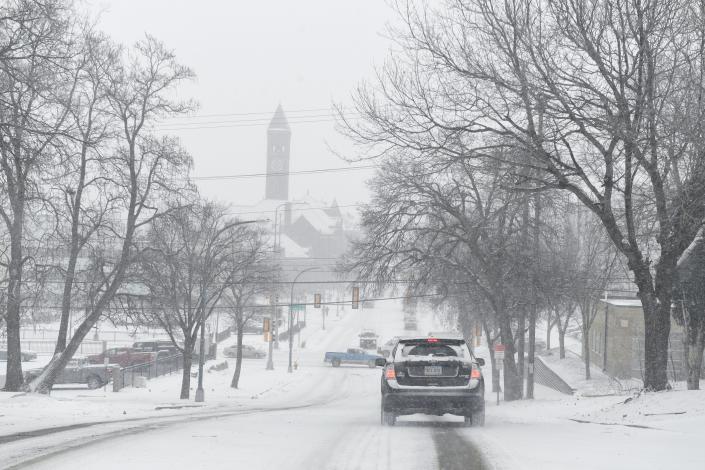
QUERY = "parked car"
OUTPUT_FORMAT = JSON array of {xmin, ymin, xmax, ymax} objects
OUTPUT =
[
  {"xmin": 223, "ymin": 344, "xmax": 266, "ymax": 359},
  {"xmin": 0, "ymin": 349, "xmax": 37, "ymax": 361},
  {"xmin": 24, "ymin": 357, "xmax": 111, "ymax": 389},
  {"xmin": 378, "ymin": 336, "xmax": 485, "ymax": 427},
  {"xmin": 132, "ymin": 340, "xmax": 179, "ymax": 355},
  {"xmin": 403, "ymin": 314, "xmax": 418, "ymax": 330},
  {"xmin": 87, "ymin": 347, "xmax": 156, "ymax": 367},
  {"xmin": 358, "ymin": 329, "xmax": 379, "ymax": 349},
  {"xmin": 377, "ymin": 337, "xmax": 401, "ymax": 358},
  {"xmin": 324, "ymin": 348, "xmax": 384, "ymax": 367}
]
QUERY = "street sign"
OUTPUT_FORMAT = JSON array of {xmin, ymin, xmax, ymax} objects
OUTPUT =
[
  {"xmin": 494, "ymin": 343, "xmax": 505, "ymax": 367},
  {"xmin": 291, "ymin": 304, "xmax": 306, "ymax": 312}
]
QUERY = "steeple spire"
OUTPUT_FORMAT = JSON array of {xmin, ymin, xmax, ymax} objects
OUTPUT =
[{"xmin": 268, "ymin": 104, "xmax": 290, "ymax": 132}]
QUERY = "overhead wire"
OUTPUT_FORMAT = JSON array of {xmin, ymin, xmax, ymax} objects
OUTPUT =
[{"xmin": 191, "ymin": 165, "xmax": 376, "ymax": 181}]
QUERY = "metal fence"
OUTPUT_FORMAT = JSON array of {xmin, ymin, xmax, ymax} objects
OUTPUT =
[
  {"xmin": 533, "ymin": 356, "xmax": 576, "ymax": 395},
  {"xmin": 278, "ymin": 321, "xmax": 306, "ymax": 342},
  {"xmin": 0, "ymin": 339, "xmax": 133, "ymax": 355},
  {"xmin": 113, "ymin": 353, "xmax": 183, "ymax": 391}
]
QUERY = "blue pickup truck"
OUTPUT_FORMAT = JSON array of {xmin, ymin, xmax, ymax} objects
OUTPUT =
[{"xmin": 324, "ymin": 348, "xmax": 385, "ymax": 368}]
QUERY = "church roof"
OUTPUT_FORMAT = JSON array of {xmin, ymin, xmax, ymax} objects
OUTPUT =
[{"xmin": 268, "ymin": 104, "xmax": 290, "ymax": 132}]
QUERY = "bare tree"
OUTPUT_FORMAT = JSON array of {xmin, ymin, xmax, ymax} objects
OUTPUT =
[
  {"xmin": 224, "ymin": 227, "xmax": 279, "ymax": 389},
  {"xmin": 138, "ymin": 201, "xmax": 239, "ymax": 399},
  {"xmin": 27, "ymin": 34, "xmax": 195, "ymax": 393},
  {"xmin": 0, "ymin": 0, "xmax": 81, "ymax": 390},
  {"xmin": 343, "ymin": 153, "xmax": 529, "ymax": 400},
  {"xmin": 343, "ymin": 0, "xmax": 705, "ymax": 390},
  {"xmin": 675, "ymin": 226, "xmax": 705, "ymax": 389}
]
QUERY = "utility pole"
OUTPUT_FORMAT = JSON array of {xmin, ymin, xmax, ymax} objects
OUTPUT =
[
  {"xmin": 266, "ymin": 296, "xmax": 275, "ymax": 370},
  {"xmin": 526, "ymin": 193, "xmax": 540, "ymax": 399},
  {"xmin": 527, "ymin": 98, "xmax": 545, "ymax": 400}
]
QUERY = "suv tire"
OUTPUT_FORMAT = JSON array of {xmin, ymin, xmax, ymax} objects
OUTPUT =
[
  {"xmin": 464, "ymin": 407, "xmax": 485, "ymax": 427},
  {"xmin": 381, "ymin": 407, "xmax": 396, "ymax": 426}
]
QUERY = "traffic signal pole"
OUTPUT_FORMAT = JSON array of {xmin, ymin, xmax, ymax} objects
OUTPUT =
[{"xmin": 288, "ymin": 267, "xmax": 319, "ymax": 372}]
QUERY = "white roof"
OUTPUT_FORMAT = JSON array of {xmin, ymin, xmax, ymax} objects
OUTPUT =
[
  {"xmin": 279, "ymin": 234, "xmax": 309, "ymax": 258},
  {"xmin": 291, "ymin": 207, "xmax": 337, "ymax": 235},
  {"xmin": 601, "ymin": 298, "xmax": 643, "ymax": 308}
]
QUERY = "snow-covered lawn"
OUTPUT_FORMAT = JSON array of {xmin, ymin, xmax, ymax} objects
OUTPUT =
[
  {"xmin": 470, "ymin": 383, "xmax": 705, "ymax": 470},
  {"xmin": 539, "ymin": 348, "xmax": 643, "ymax": 395}
]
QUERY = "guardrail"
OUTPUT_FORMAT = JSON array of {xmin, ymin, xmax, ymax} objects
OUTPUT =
[{"xmin": 113, "ymin": 353, "xmax": 183, "ymax": 391}]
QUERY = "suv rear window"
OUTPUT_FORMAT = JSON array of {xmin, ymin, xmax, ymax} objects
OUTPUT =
[{"xmin": 395, "ymin": 341, "xmax": 470, "ymax": 360}]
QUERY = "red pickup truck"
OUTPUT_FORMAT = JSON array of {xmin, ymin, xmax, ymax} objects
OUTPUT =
[{"xmin": 87, "ymin": 347, "xmax": 155, "ymax": 367}]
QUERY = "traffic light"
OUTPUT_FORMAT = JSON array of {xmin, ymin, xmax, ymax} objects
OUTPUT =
[
  {"xmin": 263, "ymin": 317, "xmax": 271, "ymax": 342},
  {"xmin": 352, "ymin": 287, "xmax": 360, "ymax": 309},
  {"xmin": 314, "ymin": 293, "xmax": 321, "ymax": 308}
]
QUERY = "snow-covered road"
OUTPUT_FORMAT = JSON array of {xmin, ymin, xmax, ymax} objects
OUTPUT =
[
  {"xmin": 2, "ymin": 304, "xmax": 491, "ymax": 470},
  {"xmin": 3, "ymin": 303, "xmax": 703, "ymax": 470},
  {"xmin": 7, "ymin": 365, "xmax": 487, "ymax": 470}
]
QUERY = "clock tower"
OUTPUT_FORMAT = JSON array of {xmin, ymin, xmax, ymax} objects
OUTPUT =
[{"xmin": 265, "ymin": 104, "xmax": 291, "ymax": 200}]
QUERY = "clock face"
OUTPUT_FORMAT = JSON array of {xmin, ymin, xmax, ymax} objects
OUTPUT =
[{"xmin": 271, "ymin": 158, "xmax": 286, "ymax": 172}]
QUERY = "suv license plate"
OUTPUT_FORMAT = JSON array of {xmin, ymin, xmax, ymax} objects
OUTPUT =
[{"xmin": 424, "ymin": 366, "xmax": 443, "ymax": 376}]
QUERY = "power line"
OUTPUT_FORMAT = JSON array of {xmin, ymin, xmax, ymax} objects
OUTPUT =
[
  {"xmin": 224, "ymin": 203, "xmax": 363, "ymax": 217},
  {"xmin": 154, "ymin": 112, "xmax": 362, "ymax": 128},
  {"xmin": 17, "ymin": 286, "xmax": 641, "ymax": 312},
  {"xmin": 154, "ymin": 117, "xmax": 357, "ymax": 132},
  {"xmin": 191, "ymin": 165, "xmax": 376, "ymax": 181},
  {"xmin": 156, "ymin": 106, "xmax": 349, "ymax": 121}
]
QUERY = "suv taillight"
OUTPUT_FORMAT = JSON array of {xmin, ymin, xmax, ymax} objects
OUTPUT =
[
  {"xmin": 471, "ymin": 368, "xmax": 481, "ymax": 379},
  {"xmin": 385, "ymin": 366, "xmax": 396, "ymax": 380}
]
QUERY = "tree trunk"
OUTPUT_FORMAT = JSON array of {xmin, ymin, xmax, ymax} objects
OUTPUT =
[
  {"xmin": 180, "ymin": 351, "xmax": 193, "ymax": 400},
  {"xmin": 582, "ymin": 325, "xmax": 591, "ymax": 380},
  {"xmin": 3, "ymin": 222, "xmax": 24, "ymax": 391},
  {"xmin": 178, "ymin": 335, "xmax": 195, "ymax": 399},
  {"xmin": 498, "ymin": 315, "xmax": 521, "ymax": 401},
  {"xmin": 642, "ymin": 294, "xmax": 671, "ymax": 390},
  {"xmin": 558, "ymin": 329, "xmax": 566, "ymax": 359},
  {"xmin": 482, "ymin": 319, "xmax": 499, "ymax": 393},
  {"xmin": 55, "ymin": 247, "xmax": 79, "ymax": 354},
  {"xmin": 516, "ymin": 308, "xmax": 525, "ymax": 398},
  {"xmin": 231, "ymin": 322, "xmax": 244, "ymax": 389},
  {"xmin": 686, "ymin": 324, "xmax": 704, "ymax": 390},
  {"xmin": 546, "ymin": 311, "xmax": 552, "ymax": 350}
]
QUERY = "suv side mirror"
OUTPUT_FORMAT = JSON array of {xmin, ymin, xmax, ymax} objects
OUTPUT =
[
  {"xmin": 375, "ymin": 357, "xmax": 387, "ymax": 367},
  {"xmin": 476, "ymin": 358, "xmax": 485, "ymax": 367}
]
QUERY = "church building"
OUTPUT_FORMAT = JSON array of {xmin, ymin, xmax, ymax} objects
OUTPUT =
[{"xmin": 234, "ymin": 105, "xmax": 356, "ymax": 263}]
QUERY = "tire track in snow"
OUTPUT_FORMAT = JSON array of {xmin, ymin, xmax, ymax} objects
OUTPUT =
[
  {"xmin": 432, "ymin": 427, "xmax": 489, "ymax": 470},
  {"xmin": 0, "ymin": 375, "xmax": 357, "ymax": 470}
]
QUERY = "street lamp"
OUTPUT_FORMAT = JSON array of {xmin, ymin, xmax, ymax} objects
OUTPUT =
[
  {"xmin": 288, "ymin": 266, "xmax": 319, "ymax": 373},
  {"xmin": 272, "ymin": 201, "xmax": 304, "ymax": 350},
  {"xmin": 195, "ymin": 218, "xmax": 266, "ymax": 403},
  {"xmin": 273, "ymin": 201, "xmax": 305, "ymax": 252}
]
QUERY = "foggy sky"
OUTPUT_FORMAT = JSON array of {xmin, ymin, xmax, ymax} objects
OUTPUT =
[{"xmin": 89, "ymin": 0, "xmax": 395, "ymax": 211}]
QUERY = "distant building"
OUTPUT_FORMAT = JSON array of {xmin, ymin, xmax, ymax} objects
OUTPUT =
[
  {"xmin": 265, "ymin": 104, "xmax": 291, "ymax": 200},
  {"xmin": 589, "ymin": 297, "xmax": 703, "ymax": 381},
  {"xmin": 233, "ymin": 105, "xmax": 357, "ymax": 279}
]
